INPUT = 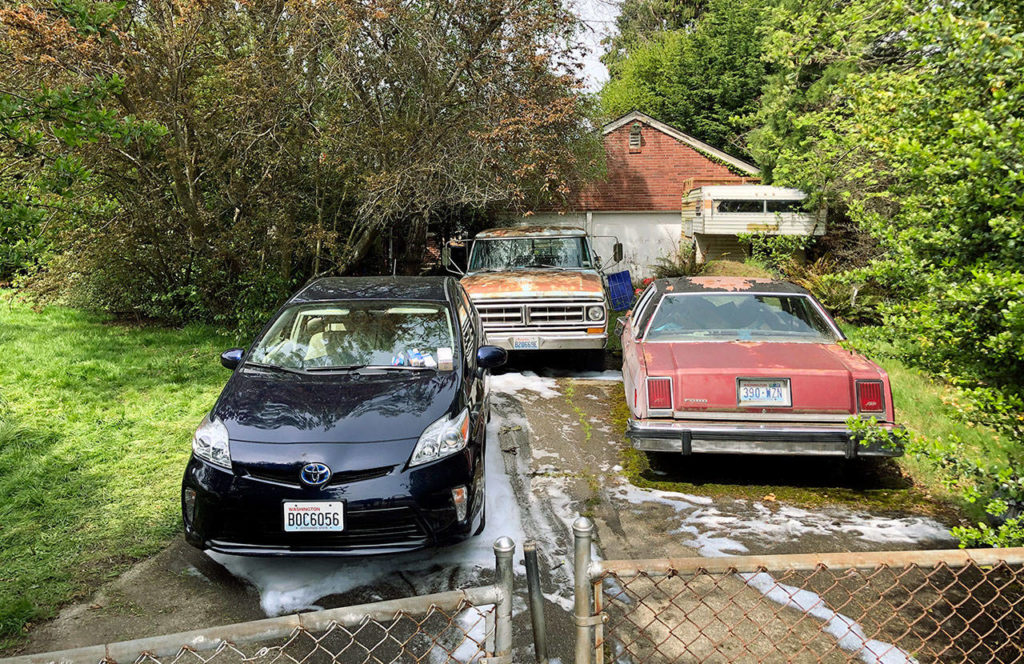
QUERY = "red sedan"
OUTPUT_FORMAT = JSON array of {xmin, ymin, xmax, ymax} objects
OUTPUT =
[{"xmin": 617, "ymin": 277, "xmax": 901, "ymax": 458}]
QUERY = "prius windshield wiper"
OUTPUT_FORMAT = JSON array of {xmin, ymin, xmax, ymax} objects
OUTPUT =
[
  {"xmin": 305, "ymin": 364, "xmax": 435, "ymax": 372},
  {"xmin": 245, "ymin": 362, "xmax": 308, "ymax": 375}
]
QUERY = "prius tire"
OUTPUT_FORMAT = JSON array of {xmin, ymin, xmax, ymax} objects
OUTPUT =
[{"xmin": 473, "ymin": 501, "xmax": 487, "ymax": 536}]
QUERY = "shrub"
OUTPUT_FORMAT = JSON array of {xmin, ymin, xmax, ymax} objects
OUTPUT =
[
  {"xmin": 852, "ymin": 416, "xmax": 1024, "ymax": 548},
  {"xmin": 788, "ymin": 258, "xmax": 882, "ymax": 324},
  {"xmin": 652, "ymin": 243, "xmax": 700, "ymax": 279},
  {"xmin": 737, "ymin": 232, "xmax": 811, "ymax": 275}
]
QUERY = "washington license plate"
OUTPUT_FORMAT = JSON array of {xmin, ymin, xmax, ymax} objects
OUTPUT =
[
  {"xmin": 738, "ymin": 379, "xmax": 791, "ymax": 407},
  {"xmin": 283, "ymin": 501, "xmax": 344, "ymax": 532},
  {"xmin": 512, "ymin": 337, "xmax": 539, "ymax": 350}
]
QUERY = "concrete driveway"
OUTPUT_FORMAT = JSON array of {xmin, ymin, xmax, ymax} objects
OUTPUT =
[{"xmin": 17, "ymin": 357, "xmax": 955, "ymax": 663}]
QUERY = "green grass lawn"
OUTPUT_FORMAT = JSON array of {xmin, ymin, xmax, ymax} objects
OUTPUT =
[
  {"xmin": 0, "ymin": 294, "xmax": 234, "ymax": 647},
  {"xmin": 841, "ymin": 325, "xmax": 1013, "ymax": 519}
]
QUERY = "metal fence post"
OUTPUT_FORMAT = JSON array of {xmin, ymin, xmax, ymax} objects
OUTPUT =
[
  {"xmin": 524, "ymin": 540, "xmax": 549, "ymax": 664},
  {"xmin": 493, "ymin": 536, "xmax": 516, "ymax": 661},
  {"xmin": 573, "ymin": 516, "xmax": 595, "ymax": 664}
]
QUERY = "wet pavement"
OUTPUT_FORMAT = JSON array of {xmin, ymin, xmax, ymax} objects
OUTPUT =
[{"xmin": 18, "ymin": 354, "xmax": 955, "ymax": 662}]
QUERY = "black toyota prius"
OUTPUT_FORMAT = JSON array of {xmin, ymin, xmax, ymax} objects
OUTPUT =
[{"xmin": 181, "ymin": 276, "xmax": 506, "ymax": 556}]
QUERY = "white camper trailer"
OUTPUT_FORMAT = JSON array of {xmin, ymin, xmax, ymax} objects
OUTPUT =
[{"xmin": 682, "ymin": 185, "xmax": 824, "ymax": 262}]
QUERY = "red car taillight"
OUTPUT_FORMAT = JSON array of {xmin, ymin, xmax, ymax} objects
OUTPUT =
[
  {"xmin": 647, "ymin": 377, "xmax": 673, "ymax": 411},
  {"xmin": 857, "ymin": 380, "xmax": 884, "ymax": 413}
]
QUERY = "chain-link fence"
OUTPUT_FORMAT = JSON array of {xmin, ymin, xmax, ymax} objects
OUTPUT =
[
  {"xmin": 571, "ymin": 518, "xmax": 1024, "ymax": 664},
  {"xmin": 4, "ymin": 539, "xmax": 516, "ymax": 664},
  {"xmin": 129, "ymin": 601, "xmax": 499, "ymax": 664}
]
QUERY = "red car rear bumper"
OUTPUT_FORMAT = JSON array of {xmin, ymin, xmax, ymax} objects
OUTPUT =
[{"xmin": 627, "ymin": 419, "xmax": 903, "ymax": 458}]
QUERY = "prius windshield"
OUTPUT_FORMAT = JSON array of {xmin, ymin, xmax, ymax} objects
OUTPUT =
[
  {"xmin": 248, "ymin": 302, "xmax": 455, "ymax": 370},
  {"xmin": 469, "ymin": 237, "xmax": 593, "ymax": 271},
  {"xmin": 645, "ymin": 294, "xmax": 839, "ymax": 343}
]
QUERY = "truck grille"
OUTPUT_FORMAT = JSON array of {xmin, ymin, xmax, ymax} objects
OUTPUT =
[
  {"xmin": 475, "ymin": 299, "xmax": 602, "ymax": 330},
  {"xmin": 528, "ymin": 304, "xmax": 585, "ymax": 324},
  {"xmin": 478, "ymin": 305, "xmax": 524, "ymax": 326}
]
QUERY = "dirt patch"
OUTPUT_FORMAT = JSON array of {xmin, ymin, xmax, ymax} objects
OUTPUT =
[{"xmin": 10, "ymin": 539, "xmax": 261, "ymax": 656}]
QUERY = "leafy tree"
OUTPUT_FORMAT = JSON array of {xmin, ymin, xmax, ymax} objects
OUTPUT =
[
  {"xmin": 0, "ymin": 0, "xmax": 130, "ymax": 280},
  {"xmin": 600, "ymin": 0, "xmax": 768, "ymax": 155},
  {"xmin": 1, "ymin": 0, "xmax": 600, "ymax": 328},
  {"xmin": 600, "ymin": 0, "xmax": 707, "ymax": 78},
  {"xmin": 749, "ymin": 0, "xmax": 1024, "ymax": 544}
]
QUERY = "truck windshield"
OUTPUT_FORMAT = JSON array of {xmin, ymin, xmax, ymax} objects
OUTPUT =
[{"xmin": 469, "ymin": 237, "xmax": 593, "ymax": 271}]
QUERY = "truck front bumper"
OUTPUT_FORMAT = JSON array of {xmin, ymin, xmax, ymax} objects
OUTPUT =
[
  {"xmin": 627, "ymin": 419, "xmax": 903, "ymax": 458},
  {"xmin": 483, "ymin": 332, "xmax": 607, "ymax": 351}
]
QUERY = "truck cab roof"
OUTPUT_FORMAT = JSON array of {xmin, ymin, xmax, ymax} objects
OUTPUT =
[{"xmin": 475, "ymin": 226, "xmax": 586, "ymax": 239}]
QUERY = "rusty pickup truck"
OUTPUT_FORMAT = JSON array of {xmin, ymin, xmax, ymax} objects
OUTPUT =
[{"xmin": 445, "ymin": 226, "xmax": 622, "ymax": 360}]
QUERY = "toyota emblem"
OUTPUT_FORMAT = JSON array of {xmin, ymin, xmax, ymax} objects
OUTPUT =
[{"xmin": 300, "ymin": 462, "xmax": 332, "ymax": 487}]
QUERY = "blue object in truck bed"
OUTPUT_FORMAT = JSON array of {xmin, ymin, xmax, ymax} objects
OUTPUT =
[{"xmin": 607, "ymin": 270, "xmax": 634, "ymax": 311}]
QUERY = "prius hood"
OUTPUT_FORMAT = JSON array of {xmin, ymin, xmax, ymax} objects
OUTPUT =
[
  {"xmin": 461, "ymin": 269, "xmax": 604, "ymax": 300},
  {"xmin": 213, "ymin": 367, "xmax": 461, "ymax": 444}
]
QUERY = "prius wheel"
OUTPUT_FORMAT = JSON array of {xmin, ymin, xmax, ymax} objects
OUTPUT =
[
  {"xmin": 473, "ymin": 468, "xmax": 487, "ymax": 536},
  {"xmin": 473, "ymin": 502, "xmax": 486, "ymax": 536}
]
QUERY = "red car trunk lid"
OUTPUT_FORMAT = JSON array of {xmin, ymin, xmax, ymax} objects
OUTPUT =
[{"xmin": 642, "ymin": 342, "xmax": 877, "ymax": 414}]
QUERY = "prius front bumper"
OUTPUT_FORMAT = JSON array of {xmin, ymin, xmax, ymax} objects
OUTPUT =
[{"xmin": 627, "ymin": 419, "xmax": 904, "ymax": 458}]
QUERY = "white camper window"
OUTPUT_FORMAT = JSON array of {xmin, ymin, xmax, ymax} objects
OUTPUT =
[
  {"xmin": 766, "ymin": 200, "xmax": 805, "ymax": 213},
  {"xmin": 717, "ymin": 200, "xmax": 765, "ymax": 213}
]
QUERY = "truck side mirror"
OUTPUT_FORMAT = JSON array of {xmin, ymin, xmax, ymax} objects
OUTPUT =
[
  {"xmin": 613, "ymin": 242, "xmax": 624, "ymax": 263},
  {"xmin": 443, "ymin": 240, "xmax": 465, "ymax": 275}
]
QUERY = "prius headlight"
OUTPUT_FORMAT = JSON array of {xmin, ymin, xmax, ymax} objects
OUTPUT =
[
  {"xmin": 410, "ymin": 408, "xmax": 470, "ymax": 467},
  {"xmin": 192, "ymin": 414, "xmax": 231, "ymax": 469},
  {"xmin": 587, "ymin": 305, "xmax": 605, "ymax": 321}
]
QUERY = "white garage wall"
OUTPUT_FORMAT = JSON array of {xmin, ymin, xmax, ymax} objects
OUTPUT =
[{"xmin": 515, "ymin": 211, "xmax": 682, "ymax": 279}]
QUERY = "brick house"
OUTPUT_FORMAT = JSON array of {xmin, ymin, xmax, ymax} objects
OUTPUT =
[{"xmin": 519, "ymin": 111, "xmax": 760, "ymax": 276}]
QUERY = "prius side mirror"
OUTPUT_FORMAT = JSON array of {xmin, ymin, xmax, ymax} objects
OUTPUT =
[
  {"xmin": 476, "ymin": 345, "xmax": 507, "ymax": 370},
  {"xmin": 613, "ymin": 242, "xmax": 624, "ymax": 263},
  {"xmin": 221, "ymin": 348, "xmax": 244, "ymax": 370}
]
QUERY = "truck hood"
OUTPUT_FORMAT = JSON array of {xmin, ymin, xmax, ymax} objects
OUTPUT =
[{"xmin": 461, "ymin": 270, "xmax": 604, "ymax": 300}]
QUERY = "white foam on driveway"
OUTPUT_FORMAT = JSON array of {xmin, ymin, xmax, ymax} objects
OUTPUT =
[
  {"xmin": 611, "ymin": 481, "xmax": 945, "ymax": 662},
  {"xmin": 612, "ymin": 483, "xmax": 952, "ymax": 556},
  {"xmin": 566, "ymin": 370, "xmax": 622, "ymax": 381},
  {"xmin": 490, "ymin": 372, "xmax": 560, "ymax": 399},
  {"xmin": 741, "ymin": 572, "xmax": 917, "ymax": 664},
  {"xmin": 450, "ymin": 603, "xmax": 494, "ymax": 662},
  {"xmin": 209, "ymin": 406, "xmax": 527, "ymax": 616}
]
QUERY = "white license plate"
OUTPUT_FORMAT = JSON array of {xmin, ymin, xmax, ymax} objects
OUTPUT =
[
  {"xmin": 283, "ymin": 501, "xmax": 344, "ymax": 532},
  {"xmin": 738, "ymin": 379, "xmax": 791, "ymax": 407},
  {"xmin": 512, "ymin": 336, "xmax": 539, "ymax": 350}
]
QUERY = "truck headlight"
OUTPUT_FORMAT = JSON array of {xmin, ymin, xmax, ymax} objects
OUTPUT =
[
  {"xmin": 410, "ymin": 408, "xmax": 470, "ymax": 467},
  {"xmin": 587, "ymin": 305, "xmax": 605, "ymax": 322},
  {"xmin": 192, "ymin": 414, "xmax": 231, "ymax": 469}
]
